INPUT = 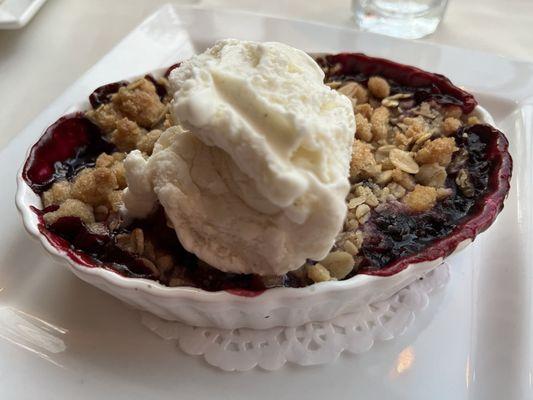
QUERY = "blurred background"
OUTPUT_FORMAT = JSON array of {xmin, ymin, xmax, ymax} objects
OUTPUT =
[{"xmin": 0, "ymin": 0, "xmax": 531, "ymax": 149}]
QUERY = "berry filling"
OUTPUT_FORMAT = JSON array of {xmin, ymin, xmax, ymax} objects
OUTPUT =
[
  {"xmin": 317, "ymin": 53, "xmax": 477, "ymax": 113},
  {"xmin": 359, "ymin": 125, "xmax": 505, "ymax": 273},
  {"xmin": 22, "ymin": 53, "xmax": 511, "ymax": 292},
  {"xmin": 23, "ymin": 113, "xmax": 115, "ymax": 192}
]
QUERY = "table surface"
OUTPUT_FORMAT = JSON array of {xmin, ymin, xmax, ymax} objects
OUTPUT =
[{"xmin": 1, "ymin": 0, "xmax": 531, "ymax": 149}]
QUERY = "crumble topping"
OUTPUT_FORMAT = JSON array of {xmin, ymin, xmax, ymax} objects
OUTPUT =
[
  {"xmin": 86, "ymin": 77, "xmax": 167, "ymax": 153},
  {"xmin": 367, "ymin": 76, "xmax": 391, "ymax": 99},
  {"xmin": 110, "ymin": 78, "xmax": 167, "ymax": 129},
  {"xmin": 308, "ymin": 63, "xmax": 481, "ymax": 283},
  {"xmin": 415, "ymin": 137, "xmax": 458, "ymax": 166},
  {"xmin": 44, "ymin": 199, "xmax": 95, "ymax": 225},
  {"xmin": 39, "ymin": 68, "xmax": 484, "ymax": 287},
  {"xmin": 403, "ymin": 185, "xmax": 438, "ymax": 212}
]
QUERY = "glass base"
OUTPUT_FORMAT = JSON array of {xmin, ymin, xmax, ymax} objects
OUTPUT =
[{"xmin": 353, "ymin": 0, "xmax": 447, "ymax": 40}]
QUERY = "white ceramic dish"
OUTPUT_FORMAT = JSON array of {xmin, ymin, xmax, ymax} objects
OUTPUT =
[
  {"xmin": 15, "ymin": 66, "xmax": 500, "ymax": 329},
  {"xmin": 2, "ymin": 6, "xmax": 533, "ymax": 399},
  {"xmin": 0, "ymin": 0, "xmax": 46, "ymax": 29}
]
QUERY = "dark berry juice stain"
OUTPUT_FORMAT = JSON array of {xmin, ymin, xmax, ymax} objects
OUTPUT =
[{"xmin": 23, "ymin": 113, "xmax": 115, "ymax": 193}]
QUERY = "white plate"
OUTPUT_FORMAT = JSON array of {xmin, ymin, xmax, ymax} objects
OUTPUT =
[
  {"xmin": 0, "ymin": 0, "xmax": 46, "ymax": 29},
  {"xmin": 1, "ymin": 5, "xmax": 533, "ymax": 399}
]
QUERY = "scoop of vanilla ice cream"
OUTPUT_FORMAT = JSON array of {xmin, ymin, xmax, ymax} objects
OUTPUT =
[{"xmin": 123, "ymin": 39, "xmax": 355, "ymax": 276}]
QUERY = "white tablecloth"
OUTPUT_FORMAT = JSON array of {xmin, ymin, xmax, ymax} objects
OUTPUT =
[{"xmin": 0, "ymin": 0, "xmax": 531, "ymax": 149}]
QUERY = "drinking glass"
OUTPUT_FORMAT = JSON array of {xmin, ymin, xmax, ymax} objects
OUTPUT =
[{"xmin": 352, "ymin": 0, "xmax": 449, "ymax": 39}]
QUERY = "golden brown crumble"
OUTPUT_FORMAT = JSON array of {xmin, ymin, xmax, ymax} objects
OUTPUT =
[
  {"xmin": 40, "ymin": 69, "xmax": 482, "ymax": 286},
  {"xmin": 44, "ymin": 199, "xmax": 94, "ymax": 225},
  {"xmin": 95, "ymin": 152, "xmax": 127, "ymax": 188},
  {"xmin": 111, "ymin": 118, "xmax": 144, "ymax": 152},
  {"xmin": 403, "ymin": 185, "xmax": 438, "ymax": 212},
  {"xmin": 71, "ymin": 167, "xmax": 118, "ymax": 206},
  {"xmin": 86, "ymin": 103, "xmax": 123, "ymax": 134},
  {"xmin": 391, "ymin": 168, "xmax": 415, "ymax": 190},
  {"xmin": 415, "ymin": 163, "xmax": 447, "ymax": 188},
  {"xmin": 338, "ymin": 81, "xmax": 368, "ymax": 105},
  {"xmin": 95, "ymin": 153, "xmax": 116, "ymax": 168},
  {"xmin": 350, "ymin": 140, "xmax": 376, "ymax": 178},
  {"xmin": 112, "ymin": 79, "xmax": 166, "ymax": 129},
  {"xmin": 370, "ymin": 106, "xmax": 389, "ymax": 140},
  {"xmin": 367, "ymin": 76, "xmax": 390, "ymax": 99},
  {"xmin": 137, "ymin": 129, "xmax": 162, "ymax": 155},
  {"xmin": 394, "ymin": 132, "xmax": 411, "ymax": 149},
  {"xmin": 107, "ymin": 190, "xmax": 124, "ymax": 212},
  {"xmin": 442, "ymin": 117, "xmax": 462, "ymax": 135},
  {"xmin": 42, "ymin": 180, "xmax": 72, "ymax": 207},
  {"xmin": 42, "ymin": 76, "xmax": 173, "ymax": 227},
  {"xmin": 355, "ymin": 103, "xmax": 374, "ymax": 119},
  {"xmin": 355, "ymin": 113, "xmax": 372, "ymax": 142},
  {"xmin": 415, "ymin": 137, "xmax": 458, "ymax": 166},
  {"xmin": 303, "ymin": 74, "xmax": 478, "ymax": 283}
]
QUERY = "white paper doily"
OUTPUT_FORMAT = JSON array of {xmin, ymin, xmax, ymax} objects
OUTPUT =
[{"xmin": 141, "ymin": 263, "xmax": 450, "ymax": 371}]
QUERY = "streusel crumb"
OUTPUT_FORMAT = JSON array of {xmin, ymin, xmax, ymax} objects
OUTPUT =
[
  {"xmin": 403, "ymin": 185, "xmax": 437, "ymax": 212},
  {"xmin": 86, "ymin": 103, "xmax": 122, "ymax": 134},
  {"xmin": 42, "ymin": 180, "xmax": 72, "ymax": 207},
  {"xmin": 95, "ymin": 152, "xmax": 124, "ymax": 167},
  {"xmin": 94, "ymin": 205, "xmax": 109, "ymax": 222},
  {"xmin": 95, "ymin": 152, "xmax": 126, "ymax": 188},
  {"xmin": 110, "ymin": 162, "xmax": 127, "ymax": 189},
  {"xmin": 404, "ymin": 116, "xmax": 428, "ymax": 138},
  {"xmin": 415, "ymin": 163, "xmax": 447, "ymax": 187},
  {"xmin": 415, "ymin": 137, "xmax": 458, "ymax": 166},
  {"xmin": 111, "ymin": 78, "xmax": 165, "ymax": 129},
  {"xmin": 95, "ymin": 153, "xmax": 116, "ymax": 168},
  {"xmin": 442, "ymin": 117, "xmax": 462, "ymax": 135},
  {"xmin": 43, "ymin": 199, "xmax": 94, "ymax": 225},
  {"xmin": 71, "ymin": 167, "xmax": 118, "ymax": 206},
  {"xmin": 355, "ymin": 103, "xmax": 373, "ymax": 119},
  {"xmin": 370, "ymin": 106, "xmax": 389, "ymax": 140},
  {"xmin": 355, "ymin": 113, "xmax": 372, "ymax": 142},
  {"xmin": 367, "ymin": 76, "xmax": 390, "ymax": 99},
  {"xmin": 350, "ymin": 140, "xmax": 376, "ymax": 178},
  {"xmin": 338, "ymin": 81, "xmax": 369, "ymax": 105},
  {"xmin": 111, "ymin": 118, "xmax": 144, "ymax": 152},
  {"xmin": 394, "ymin": 132, "xmax": 411, "ymax": 149},
  {"xmin": 391, "ymin": 168, "xmax": 416, "ymax": 191},
  {"xmin": 107, "ymin": 190, "xmax": 124, "ymax": 212},
  {"xmin": 387, "ymin": 182, "xmax": 407, "ymax": 199},
  {"xmin": 137, "ymin": 129, "xmax": 162, "ymax": 155}
]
